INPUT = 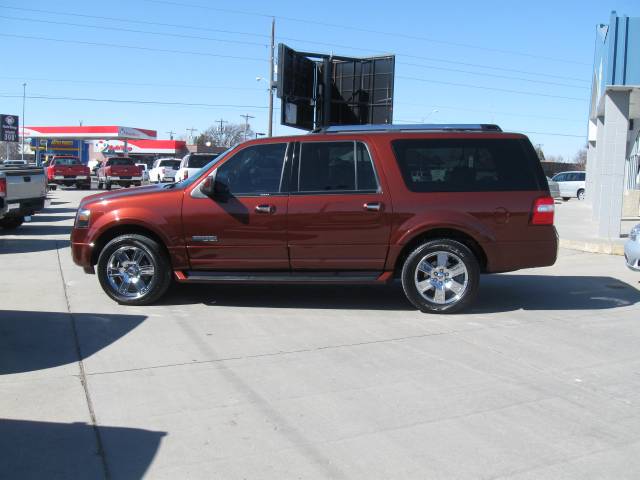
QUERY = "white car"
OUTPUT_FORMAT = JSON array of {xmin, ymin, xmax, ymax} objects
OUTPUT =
[
  {"xmin": 625, "ymin": 224, "xmax": 640, "ymax": 272},
  {"xmin": 149, "ymin": 158, "xmax": 181, "ymax": 183},
  {"xmin": 136, "ymin": 163, "xmax": 150, "ymax": 184},
  {"xmin": 551, "ymin": 171, "xmax": 586, "ymax": 201},
  {"xmin": 175, "ymin": 153, "xmax": 220, "ymax": 182}
]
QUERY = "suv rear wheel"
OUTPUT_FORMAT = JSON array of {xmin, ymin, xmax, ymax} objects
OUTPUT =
[
  {"xmin": 97, "ymin": 234, "xmax": 172, "ymax": 305},
  {"xmin": 401, "ymin": 239, "xmax": 480, "ymax": 313},
  {"xmin": 0, "ymin": 216, "xmax": 25, "ymax": 230}
]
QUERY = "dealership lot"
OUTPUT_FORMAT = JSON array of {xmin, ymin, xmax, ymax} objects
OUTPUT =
[{"xmin": 2, "ymin": 189, "xmax": 640, "ymax": 479}]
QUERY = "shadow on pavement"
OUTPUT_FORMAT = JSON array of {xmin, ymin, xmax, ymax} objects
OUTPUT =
[
  {"xmin": 471, "ymin": 274, "xmax": 640, "ymax": 313},
  {"xmin": 161, "ymin": 275, "xmax": 640, "ymax": 313},
  {"xmin": 29, "ymin": 214, "xmax": 75, "ymax": 223},
  {"xmin": 0, "ymin": 419, "xmax": 165, "ymax": 480},
  {"xmin": 41, "ymin": 207, "xmax": 77, "ymax": 214},
  {"xmin": 0, "ymin": 238, "xmax": 69, "ymax": 254},
  {"xmin": 0, "ymin": 224, "xmax": 72, "ymax": 236},
  {"xmin": 0, "ymin": 310, "xmax": 147, "ymax": 375},
  {"xmin": 161, "ymin": 283, "xmax": 415, "ymax": 310}
]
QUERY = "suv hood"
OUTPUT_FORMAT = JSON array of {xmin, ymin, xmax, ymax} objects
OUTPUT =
[{"xmin": 80, "ymin": 184, "xmax": 175, "ymax": 208}]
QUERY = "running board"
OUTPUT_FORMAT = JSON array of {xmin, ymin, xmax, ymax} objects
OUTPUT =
[{"xmin": 175, "ymin": 270, "xmax": 391, "ymax": 284}]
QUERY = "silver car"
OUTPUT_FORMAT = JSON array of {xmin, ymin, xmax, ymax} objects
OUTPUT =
[
  {"xmin": 625, "ymin": 224, "xmax": 640, "ymax": 272},
  {"xmin": 552, "ymin": 171, "xmax": 586, "ymax": 201},
  {"xmin": 546, "ymin": 177, "xmax": 561, "ymax": 199}
]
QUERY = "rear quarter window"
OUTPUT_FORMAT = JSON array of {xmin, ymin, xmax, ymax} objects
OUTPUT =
[{"xmin": 391, "ymin": 138, "xmax": 544, "ymax": 192}]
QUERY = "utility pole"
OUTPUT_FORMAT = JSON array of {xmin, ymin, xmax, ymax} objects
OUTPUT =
[
  {"xmin": 268, "ymin": 18, "xmax": 275, "ymax": 137},
  {"xmin": 21, "ymin": 83, "xmax": 26, "ymax": 162},
  {"xmin": 215, "ymin": 118, "xmax": 227, "ymax": 132},
  {"xmin": 186, "ymin": 127, "xmax": 198, "ymax": 144},
  {"xmin": 166, "ymin": 130, "xmax": 175, "ymax": 140},
  {"xmin": 240, "ymin": 114, "xmax": 255, "ymax": 141}
]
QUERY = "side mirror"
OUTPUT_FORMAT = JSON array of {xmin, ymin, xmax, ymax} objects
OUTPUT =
[{"xmin": 199, "ymin": 170, "xmax": 229, "ymax": 200}]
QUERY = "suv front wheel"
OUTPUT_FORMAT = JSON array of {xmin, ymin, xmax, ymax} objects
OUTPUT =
[
  {"xmin": 97, "ymin": 234, "xmax": 172, "ymax": 305},
  {"xmin": 401, "ymin": 239, "xmax": 480, "ymax": 313}
]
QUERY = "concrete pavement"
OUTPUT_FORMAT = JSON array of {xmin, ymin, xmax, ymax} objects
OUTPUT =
[{"xmin": 2, "ymin": 188, "xmax": 640, "ymax": 479}]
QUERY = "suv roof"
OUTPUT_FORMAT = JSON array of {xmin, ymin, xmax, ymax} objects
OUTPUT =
[{"xmin": 312, "ymin": 124, "xmax": 503, "ymax": 134}]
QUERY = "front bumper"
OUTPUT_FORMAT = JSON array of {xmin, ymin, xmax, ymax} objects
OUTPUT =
[{"xmin": 624, "ymin": 239, "xmax": 640, "ymax": 272}]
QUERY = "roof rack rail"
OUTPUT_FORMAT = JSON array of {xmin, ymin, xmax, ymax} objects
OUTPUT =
[{"xmin": 311, "ymin": 124, "xmax": 503, "ymax": 134}]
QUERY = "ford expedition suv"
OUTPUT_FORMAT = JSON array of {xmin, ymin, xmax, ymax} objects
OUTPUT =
[
  {"xmin": 46, "ymin": 156, "xmax": 91, "ymax": 190},
  {"xmin": 71, "ymin": 124, "xmax": 558, "ymax": 313},
  {"xmin": 97, "ymin": 157, "xmax": 143, "ymax": 190}
]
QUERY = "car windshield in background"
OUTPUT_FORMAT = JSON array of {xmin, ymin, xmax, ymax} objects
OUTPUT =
[
  {"xmin": 173, "ymin": 148, "xmax": 232, "ymax": 188},
  {"xmin": 161, "ymin": 160, "xmax": 181, "ymax": 169},
  {"xmin": 55, "ymin": 158, "xmax": 81, "ymax": 165},
  {"xmin": 188, "ymin": 155, "xmax": 218, "ymax": 169},
  {"xmin": 108, "ymin": 158, "xmax": 135, "ymax": 166}
]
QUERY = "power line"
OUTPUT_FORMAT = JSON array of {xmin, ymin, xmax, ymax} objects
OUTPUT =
[
  {"xmin": 0, "ymin": 5, "xmax": 590, "ymax": 84},
  {"xmin": 0, "ymin": 14, "xmax": 587, "ymax": 91},
  {"xmin": 0, "ymin": 75, "xmax": 265, "ymax": 91},
  {"xmin": 394, "ymin": 103, "xmax": 584, "ymax": 123},
  {"xmin": 0, "ymin": 93, "xmax": 271, "ymax": 110},
  {"xmin": 139, "ymin": 0, "xmax": 590, "ymax": 65},
  {"xmin": 0, "ymin": 14, "xmax": 269, "ymax": 48},
  {"xmin": 0, "ymin": 33, "xmax": 268, "ymax": 62},
  {"xmin": 397, "ymin": 76, "xmax": 586, "ymax": 101}
]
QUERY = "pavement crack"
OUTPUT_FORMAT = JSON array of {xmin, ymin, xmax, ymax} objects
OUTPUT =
[
  {"xmin": 86, "ymin": 329, "xmax": 456, "ymax": 377},
  {"xmin": 56, "ymin": 241, "xmax": 111, "ymax": 480}
]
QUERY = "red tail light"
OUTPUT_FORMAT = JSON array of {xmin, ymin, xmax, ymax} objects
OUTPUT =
[
  {"xmin": 0, "ymin": 178, "xmax": 6, "ymax": 197},
  {"xmin": 531, "ymin": 196, "xmax": 555, "ymax": 225},
  {"xmin": 183, "ymin": 170, "xmax": 189, "ymax": 180}
]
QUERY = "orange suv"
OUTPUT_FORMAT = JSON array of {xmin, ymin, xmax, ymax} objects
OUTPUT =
[{"xmin": 71, "ymin": 124, "xmax": 557, "ymax": 313}]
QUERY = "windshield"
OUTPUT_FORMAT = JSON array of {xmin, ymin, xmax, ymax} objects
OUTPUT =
[
  {"xmin": 187, "ymin": 154, "xmax": 218, "ymax": 169},
  {"xmin": 55, "ymin": 157, "xmax": 80, "ymax": 166},
  {"xmin": 170, "ymin": 147, "xmax": 233, "ymax": 189}
]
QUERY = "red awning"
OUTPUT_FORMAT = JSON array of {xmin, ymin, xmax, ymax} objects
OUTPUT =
[{"xmin": 21, "ymin": 125, "xmax": 157, "ymax": 140}]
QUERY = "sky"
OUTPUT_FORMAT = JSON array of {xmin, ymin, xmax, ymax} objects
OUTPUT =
[{"xmin": 0, "ymin": 0, "xmax": 638, "ymax": 159}]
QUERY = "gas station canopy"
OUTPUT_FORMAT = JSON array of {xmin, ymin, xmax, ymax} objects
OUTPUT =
[{"xmin": 20, "ymin": 125, "xmax": 157, "ymax": 140}]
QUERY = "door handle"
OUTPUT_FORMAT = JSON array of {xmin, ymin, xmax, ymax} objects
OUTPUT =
[
  {"xmin": 363, "ymin": 202, "xmax": 382, "ymax": 212},
  {"xmin": 255, "ymin": 204, "xmax": 276, "ymax": 214}
]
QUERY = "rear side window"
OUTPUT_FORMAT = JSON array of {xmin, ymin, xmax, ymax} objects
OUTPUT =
[
  {"xmin": 298, "ymin": 141, "xmax": 379, "ymax": 192},
  {"xmin": 391, "ymin": 138, "xmax": 542, "ymax": 192}
]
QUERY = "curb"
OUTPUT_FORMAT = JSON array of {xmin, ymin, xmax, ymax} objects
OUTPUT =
[{"xmin": 559, "ymin": 238, "xmax": 625, "ymax": 256}]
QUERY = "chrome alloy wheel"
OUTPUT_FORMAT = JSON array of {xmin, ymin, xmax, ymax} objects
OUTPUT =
[
  {"xmin": 414, "ymin": 251, "xmax": 469, "ymax": 305},
  {"xmin": 106, "ymin": 246, "xmax": 156, "ymax": 298}
]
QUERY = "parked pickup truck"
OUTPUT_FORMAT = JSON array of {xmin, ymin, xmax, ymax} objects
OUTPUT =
[
  {"xmin": 97, "ymin": 157, "xmax": 143, "ymax": 190},
  {"xmin": 46, "ymin": 156, "xmax": 91, "ymax": 190},
  {"xmin": 0, "ymin": 160, "xmax": 47, "ymax": 229}
]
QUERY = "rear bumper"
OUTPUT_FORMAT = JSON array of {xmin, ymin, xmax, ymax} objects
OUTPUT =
[
  {"xmin": 0, "ymin": 196, "xmax": 46, "ymax": 218},
  {"xmin": 483, "ymin": 228, "xmax": 558, "ymax": 273}
]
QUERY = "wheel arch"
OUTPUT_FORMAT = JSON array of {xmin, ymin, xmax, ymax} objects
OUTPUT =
[
  {"xmin": 393, "ymin": 228, "xmax": 488, "ymax": 277},
  {"xmin": 91, "ymin": 224, "xmax": 170, "ymax": 266}
]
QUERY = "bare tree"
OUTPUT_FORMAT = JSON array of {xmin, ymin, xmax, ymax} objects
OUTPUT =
[
  {"xmin": 573, "ymin": 143, "xmax": 588, "ymax": 167},
  {"xmin": 196, "ymin": 123, "xmax": 254, "ymax": 148},
  {"xmin": 545, "ymin": 154, "xmax": 565, "ymax": 163}
]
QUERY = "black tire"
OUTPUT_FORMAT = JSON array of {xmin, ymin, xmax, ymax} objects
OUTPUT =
[
  {"xmin": 577, "ymin": 189, "xmax": 585, "ymax": 201},
  {"xmin": 401, "ymin": 239, "xmax": 480, "ymax": 314},
  {"xmin": 97, "ymin": 179, "xmax": 104, "ymax": 189},
  {"xmin": 134, "ymin": 182, "xmax": 142, "ymax": 187},
  {"xmin": 97, "ymin": 234, "xmax": 172, "ymax": 305},
  {"xmin": 105, "ymin": 181, "xmax": 112, "ymax": 190},
  {"xmin": 562, "ymin": 197, "xmax": 571, "ymax": 202},
  {"xmin": 0, "ymin": 216, "xmax": 25, "ymax": 230},
  {"xmin": 124, "ymin": 184, "xmax": 130, "ymax": 188}
]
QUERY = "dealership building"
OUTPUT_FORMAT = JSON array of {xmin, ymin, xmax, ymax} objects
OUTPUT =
[
  {"xmin": 21, "ymin": 125, "xmax": 189, "ymax": 167},
  {"xmin": 586, "ymin": 11, "xmax": 640, "ymax": 238}
]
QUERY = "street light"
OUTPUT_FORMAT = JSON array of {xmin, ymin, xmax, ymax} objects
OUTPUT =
[
  {"xmin": 420, "ymin": 109, "xmax": 439, "ymax": 123},
  {"xmin": 255, "ymin": 132, "xmax": 266, "ymax": 139}
]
